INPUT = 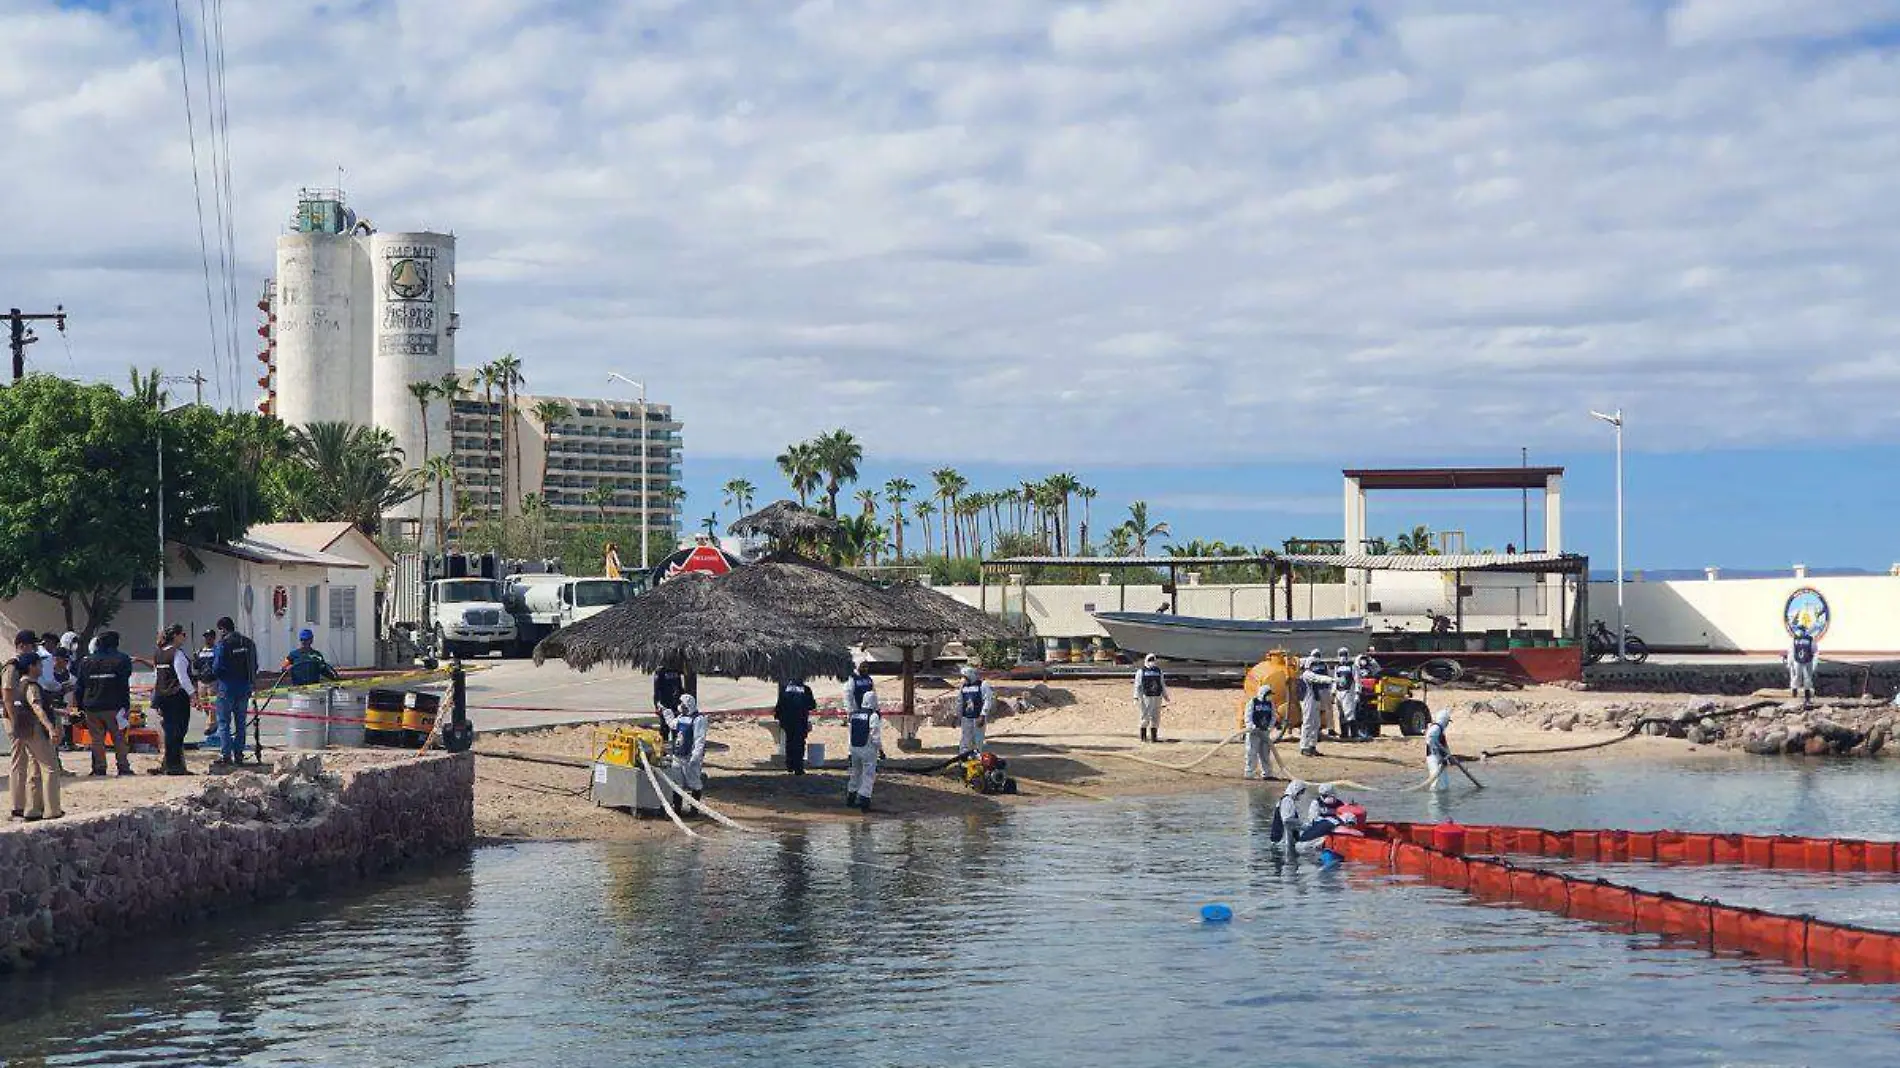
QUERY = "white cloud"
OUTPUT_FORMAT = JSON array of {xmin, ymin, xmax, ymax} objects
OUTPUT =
[{"xmin": 4, "ymin": 0, "xmax": 1900, "ymax": 466}]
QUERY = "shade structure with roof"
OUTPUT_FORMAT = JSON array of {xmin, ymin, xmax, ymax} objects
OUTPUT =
[
  {"xmin": 534, "ymin": 572, "xmax": 856, "ymax": 682},
  {"xmin": 728, "ymin": 500, "xmax": 841, "ymax": 550}
]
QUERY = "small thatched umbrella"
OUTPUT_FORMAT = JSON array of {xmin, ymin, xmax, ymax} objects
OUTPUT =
[
  {"xmin": 535, "ymin": 573, "xmax": 854, "ymax": 681},
  {"xmin": 729, "ymin": 500, "xmax": 840, "ymax": 552}
]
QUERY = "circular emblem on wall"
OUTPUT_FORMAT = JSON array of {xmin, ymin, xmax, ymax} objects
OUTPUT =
[
  {"xmin": 1784, "ymin": 587, "xmax": 1829, "ymax": 639},
  {"xmin": 388, "ymin": 258, "xmax": 430, "ymax": 300}
]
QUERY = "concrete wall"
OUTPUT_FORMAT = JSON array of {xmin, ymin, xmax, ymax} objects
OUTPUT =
[
  {"xmin": 0, "ymin": 753, "xmax": 473, "ymax": 971},
  {"xmin": 1589, "ymin": 574, "xmax": 1900, "ymax": 655}
]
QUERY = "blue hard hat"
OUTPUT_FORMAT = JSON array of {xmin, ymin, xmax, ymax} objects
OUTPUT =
[{"xmin": 298, "ymin": 629, "xmax": 314, "ymax": 641}]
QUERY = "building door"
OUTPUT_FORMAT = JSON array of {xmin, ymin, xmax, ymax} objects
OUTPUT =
[{"xmin": 329, "ymin": 585, "xmax": 359, "ymax": 667}]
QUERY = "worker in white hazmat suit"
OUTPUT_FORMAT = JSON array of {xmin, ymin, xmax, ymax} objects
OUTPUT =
[
  {"xmin": 1244, "ymin": 683, "xmax": 1277, "ymax": 779},
  {"xmin": 1307, "ymin": 782, "xmax": 1342, "ymax": 824},
  {"xmin": 1269, "ymin": 779, "xmax": 1307, "ymax": 848},
  {"xmin": 1332, "ymin": 647, "xmax": 1358, "ymax": 740},
  {"xmin": 1133, "ymin": 654, "xmax": 1169, "ymax": 743},
  {"xmin": 669, "ymin": 693, "xmax": 707, "ymax": 810},
  {"xmin": 1787, "ymin": 627, "xmax": 1818, "ymax": 708},
  {"xmin": 1424, "ymin": 708, "xmax": 1453, "ymax": 790},
  {"xmin": 1349, "ymin": 652, "xmax": 1381, "ymax": 739},
  {"xmin": 846, "ymin": 691, "xmax": 882, "ymax": 813},
  {"xmin": 1298, "ymin": 650, "xmax": 1332, "ymax": 757},
  {"xmin": 957, "ymin": 665, "xmax": 994, "ymax": 754}
]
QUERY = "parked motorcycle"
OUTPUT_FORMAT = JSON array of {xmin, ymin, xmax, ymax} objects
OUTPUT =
[{"xmin": 1585, "ymin": 620, "xmax": 1649, "ymax": 665}]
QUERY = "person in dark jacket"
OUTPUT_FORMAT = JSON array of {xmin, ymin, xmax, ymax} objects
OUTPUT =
[
  {"xmin": 210, "ymin": 617, "xmax": 257, "ymax": 767},
  {"xmin": 150, "ymin": 625, "xmax": 195, "ymax": 775},
  {"xmin": 652, "ymin": 664, "xmax": 685, "ymax": 743},
  {"xmin": 774, "ymin": 676, "xmax": 818, "ymax": 775},
  {"xmin": 284, "ymin": 629, "xmax": 341, "ymax": 686},
  {"xmin": 191, "ymin": 629, "xmax": 220, "ymax": 747},
  {"xmin": 76, "ymin": 630, "xmax": 136, "ymax": 776}
]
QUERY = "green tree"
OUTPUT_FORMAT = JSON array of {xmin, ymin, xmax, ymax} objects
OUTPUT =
[
  {"xmin": 883, "ymin": 477, "xmax": 914, "ymax": 559},
  {"xmin": 812, "ymin": 428, "xmax": 862, "ymax": 517},
  {"xmin": 406, "ymin": 379, "xmax": 436, "ymax": 466},
  {"xmin": 476, "ymin": 361, "xmax": 502, "ymax": 514},
  {"xmin": 931, "ymin": 467, "xmax": 967, "ymax": 558},
  {"xmin": 1395, "ymin": 525, "xmax": 1437, "ymax": 555},
  {"xmin": 836, "ymin": 514, "xmax": 886, "ymax": 567},
  {"xmin": 777, "ymin": 441, "xmax": 821, "ymax": 506},
  {"xmin": 587, "ymin": 480, "xmax": 620, "ymax": 528},
  {"xmin": 1077, "ymin": 485, "xmax": 1098, "ymax": 554},
  {"xmin": 722, "ymin": 478, "xmax": 757, "ymax": 515},
  {"xmin": 0, "ymin": 376, "xmax": 272, "ymax": 642},
  {"xmin": 422, "ymin": 454, "xmax": 457, "ymax": 550},
  {"xmin": 1124, "ymin": 500, "xmax": 1170, "ymax": 556},
  {"xmin": 854, "ymin": 487, "xmax": 878, "ymax": 517},
  {"xmin": 531, "ymin": 399, "xmax": 572, "ymax": 500},
  {"xmin": 912, "ymin": 498, "xmax": 936, "ymax": 556},
  {"xmin": 491, "ymin": 353, "xmax": 526, "ymax": 514},
  {"xmin": 280, "ymin": 422, "xmax": 421, "ymax": 533}
]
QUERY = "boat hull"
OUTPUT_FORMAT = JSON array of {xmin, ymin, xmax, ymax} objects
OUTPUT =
[{"xmin": 1094, "ymin": 612, "xmax": 1370, "ymax": 665}]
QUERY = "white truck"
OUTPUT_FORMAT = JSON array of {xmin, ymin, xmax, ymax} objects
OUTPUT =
[
  {"xmin": 506, "ymin": 574, "xmax": 639, "ymax": 656},
  {"xmin": 386, "ymin": 552, "xmax": 518, "ymax": 661}
]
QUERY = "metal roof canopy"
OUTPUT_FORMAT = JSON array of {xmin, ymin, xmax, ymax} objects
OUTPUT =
[
  {"xmin": 1344, "ymin": 466, "xmax": 1564, "ymax": 491},
  {"xmin": 1280, "ymin": 552, "xmax": 1589, "ymax": 575},
  {"xmin": 980, "ymin": 555, "xmax": 1277, "ymax": 570}
]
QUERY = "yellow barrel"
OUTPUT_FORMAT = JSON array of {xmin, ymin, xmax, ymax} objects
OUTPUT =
[
  {"xmin": 402, "ymin": 692, "xmax": 442, "ymax": 744},
  {"xmin": 1238, "ymin": 650, "xmax": 1301, "ymax": 730},
  {"xmin": 364, "ymin": 689, "xmax": 405, "ymax": 738}
]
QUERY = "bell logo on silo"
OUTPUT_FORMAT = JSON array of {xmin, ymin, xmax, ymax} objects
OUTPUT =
[{"xmin": 387, "ymin": 258, "xmax": 432, "ymax": 301}]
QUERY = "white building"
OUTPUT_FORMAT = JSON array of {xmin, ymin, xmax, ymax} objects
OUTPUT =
[
  {"xmin": 265, "ymin": 189, "xmax": 457, "ymax": 542},
  {"xmin": 448, "ymin": 373, "xmax": 684, "ymax": 548},
  {"xmin": 0, "ymin": 525, "xmax": 385, "ymax": 671}
]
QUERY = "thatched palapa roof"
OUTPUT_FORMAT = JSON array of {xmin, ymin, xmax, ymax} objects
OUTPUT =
[
  {"xmin": 534, "ymin": 573, "xmax": 855, "ymax": 680},
  {"xmin": 728, "ymin": 500, "xmax": 839, "ymax": 545},
  {"xmin": 720, "ymin": 554, "xmax": 940, "ymax": 646}
]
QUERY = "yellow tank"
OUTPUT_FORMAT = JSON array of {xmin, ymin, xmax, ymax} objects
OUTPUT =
[{"xmin": 1238, "ymin": 650, "xmax": 1302, "ymax": 730}]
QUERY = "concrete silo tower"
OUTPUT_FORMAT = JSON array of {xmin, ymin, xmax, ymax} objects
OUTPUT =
[
  {"xmin": 368, "ymin": 230, "xmax": 457, "ymax": 531},
  {"xmin": 272, "ymin": 190, "xmax": 372, "ymax": 427}
]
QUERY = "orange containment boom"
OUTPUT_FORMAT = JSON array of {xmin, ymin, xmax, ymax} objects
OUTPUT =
[
  {"xmin": 1368, "ymin": 821, "xmax": 1900, "ymax": 874},
  {"xmin": 1325, "ymin": 827, "xmax": 1900, "ymax": 982}
]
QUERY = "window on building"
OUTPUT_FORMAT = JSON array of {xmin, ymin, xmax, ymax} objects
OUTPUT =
[
  {"xmin": 329, "ymin": 586, "xmax": 358, "ymax": 630},
  {"xmin": 305, "ymin": 586, "xmax": 321, "ymax": 624},
  {"xmin": 129, "ymin": 585, "xmax": 196, "ymax": 602}
]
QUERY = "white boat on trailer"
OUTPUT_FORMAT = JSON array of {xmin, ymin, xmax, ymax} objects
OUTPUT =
[{"xmin": 1093, "ymin": 611, "xmax": 1371, "ymax": 666}]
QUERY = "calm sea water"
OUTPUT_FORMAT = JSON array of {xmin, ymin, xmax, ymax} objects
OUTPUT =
[{"xmin": 2, "ymin": 757, "xmax": 1898, "ymax": 1067}]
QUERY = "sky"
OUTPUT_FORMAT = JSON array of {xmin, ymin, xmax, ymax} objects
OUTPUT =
[{"xmin": 6, "ymin": 0, "xmax": 1900, "ymax": 569}]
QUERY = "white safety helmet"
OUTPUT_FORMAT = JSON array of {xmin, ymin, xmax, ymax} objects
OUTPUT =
[
  {"xmin": 861, "ymin": 692, "xmax": 880, "ymax": 712},
  {"xmin": 1337, "ymin": 647, "xmax": 1351, "ymax": 660},
  {"xmin": 1143, "ymin": 653, "xmax": 1158, "ymax": 666},
  {"xmin": 1434, "ymin": 708, "xmax": 1451, "ymax": 727},
  {"xmin": 1255, "ymin": 684, "xmax": 1272, "ymax": 701}
]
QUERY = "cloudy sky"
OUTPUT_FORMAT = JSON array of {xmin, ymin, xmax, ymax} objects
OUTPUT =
[{"xmin": 7, "ymin": 0, "xmax": 1900, "ymax": 565}]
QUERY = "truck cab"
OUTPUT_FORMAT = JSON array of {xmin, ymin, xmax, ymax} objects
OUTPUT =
[{"xmin": 430, "ymin": 577, "xmax": 516, "ymax": 657}]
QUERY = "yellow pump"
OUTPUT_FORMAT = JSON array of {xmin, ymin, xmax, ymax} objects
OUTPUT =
[{"xmin": 1238, "ymin": 650, "xmax": 1302, "ymax": 730}]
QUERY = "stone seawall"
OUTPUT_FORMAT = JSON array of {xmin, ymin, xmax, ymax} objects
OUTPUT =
[{"xmin": 0, "ymin": 752, "xmax": 473, "ymax": 970}]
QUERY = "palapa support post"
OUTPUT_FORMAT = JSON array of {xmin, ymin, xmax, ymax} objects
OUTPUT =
[{"xmin": 896, "ymin": 645, "xmax": 923, "ymax": 751}]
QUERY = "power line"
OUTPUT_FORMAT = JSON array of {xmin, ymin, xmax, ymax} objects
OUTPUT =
[
  {"xmin": 170, "ymin": 0, "xmax": 226, "ymax": 408},
  {"xmin": 195, "ymin": 0, "xmax": 236, "ymax": 405},
  {"xmin": 209, "ymin": 0, "xmax": 243, "ymax": 405}
]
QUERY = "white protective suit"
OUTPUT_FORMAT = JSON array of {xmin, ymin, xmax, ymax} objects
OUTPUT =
[
  {"xmin": 847, "ymin": 692, "xmax": 883, "ymax": 808},
  {"xmin": 1272, "ymin": 779, "xmax": 1307, "ymax": 848},
  {"xmin": 1787, "ymin": 632, "xmax": 1818, "ymax": 699},
  {"xmin": 1134, "ymin": 657, "xmax": 1168, "ymax": 740},
  {"xmin": 1307, "ymin": 783, "xmax": 1341, "ymax": 824},
  {"xmin": 1424, "ymin": 708, "xmax": 1452, "ymax": 790},
  {"xmin": 1298, "ymin": 652, "xmax": 1332, "ymax": 754},
  {"xmin": 1332, "ymin": 649, "xmax": 1358, "ymax": 739},
  {"xmin": 1244, "ymin": 685, "xmax": 1277, "ymax": 779},
  {"xmin": 1350, "ymin": 654, "xmax": 1381, "ymax": 737},
  {"xmin": 669, "ymin": 694, "xmax": 707, "ymax": 796},
  {"xmin": 957, "ymin": 667, "xmax": 994, "ymax": 754}
]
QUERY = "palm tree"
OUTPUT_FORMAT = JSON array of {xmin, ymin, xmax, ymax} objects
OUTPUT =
[
  {"xmin": 883, "ymin": 477, "xmax": 914, "ymax": 559},
  {"xmin": 283, "ymin": 422, "xmax": 421, "ymax": 534},
  {"xmin": 913, "ymin": 499, "xmax": 936, "ymax": 556},
  {"xmin": 587, "ymin": 480, "xmax": 620, "ymax": 528},
  {"xmin": 1125, "ymin": 500, "xmax": 1171, "ymax": 556},
  {"xmin": 931, "ymin": 467, "xmax": 966, "ymax": 559},
  {"xmin": 1077, "ymin": 485, "xmax": 1098, "ymax": 554},
  {"xmin": 476, "ymin": 361, "xmax": 502, "ymax": 514},
  {"xmin": 958, "ymin": 493, "xmax": 986, "ymax": 558},
  {"xmin": 1395, "ymin": 525, "xmax": 1437, "ymax": 555},
  {"xmin": 812, "ymin": 428, "xmax": 862, "ymax": 516},
  {"xmin": 661, "ymin": 484, "xmax": 687, "ymax": 541},
  {"xmin": 854, "ymin": 487, "xmax": 878, "ymax": 518},
  {"xmin": 530, "ymin": 399, "xmax": 572, "ymax": 502},
  {"xmin": 422, "ymin": 454, "xmax": 457, "ymax": 549},
  {"xmin": 1045, "ymin": 472, "xmax": 1082, "ymax": 554},
  {"xmin": 722, "ymin": 478, "xmax": 757, "ymax": 516},
  {"xmin": 406, "ymin": 380, "xmax": 437, "ymax": 465},
  {"xmin": 490, "ymin": 353, "xmax": 525, "ymax": 514},
  {"xmin": 777, "ymin": 442, "xmax": 822, "ymax": 506},
  {"xmin": 1105, "ymin": 522, "xmax": 1136, "ymax": 557},
  {"xmin": 836, "ymin": 514, "xmax": 886, "ymax": 567}
]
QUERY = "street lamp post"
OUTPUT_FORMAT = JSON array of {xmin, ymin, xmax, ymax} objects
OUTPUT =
[
  {"xmin": 1590, "ymin": 408, "xmax": 1625, "ymax": 660},
  {"xmin": 606, "ymin": 373, "xmax": 650, "ymax": 572}
]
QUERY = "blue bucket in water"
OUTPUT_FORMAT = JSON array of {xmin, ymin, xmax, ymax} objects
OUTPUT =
[{"xmin": 1200, "ymin": 903, "xmax": 1234, "ymax": 923}]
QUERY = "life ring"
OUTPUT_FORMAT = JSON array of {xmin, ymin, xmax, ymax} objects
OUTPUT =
[{"xmin": 272, "ymin": 586, "xmax": 289, "ymax": 617}]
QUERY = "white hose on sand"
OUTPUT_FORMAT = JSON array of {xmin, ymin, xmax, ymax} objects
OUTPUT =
[
  {"xmin": 647, "ymin": 764, "xmax": 759, "ymax": 834},
  {"xmin": 638, "ymin": 753, "xmax": 702, "ymax": 839}
]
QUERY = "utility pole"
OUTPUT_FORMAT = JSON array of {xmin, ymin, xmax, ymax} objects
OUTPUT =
[
  {"xmin": 8, "ymin": 306, "xmax": 68, "ymax": 382},
  {"xmin": 183, "ymin": 369, "xmax": 207, "ymax": 406},
  {"xmin": 1521, "ymin": 446, "xmax": 1529, "ymax": 552}
]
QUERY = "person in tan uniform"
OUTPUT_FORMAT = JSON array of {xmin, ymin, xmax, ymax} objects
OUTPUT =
[{"xmin": 5, "ymin": 629, "xmax": 63, "ymax": 821}]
